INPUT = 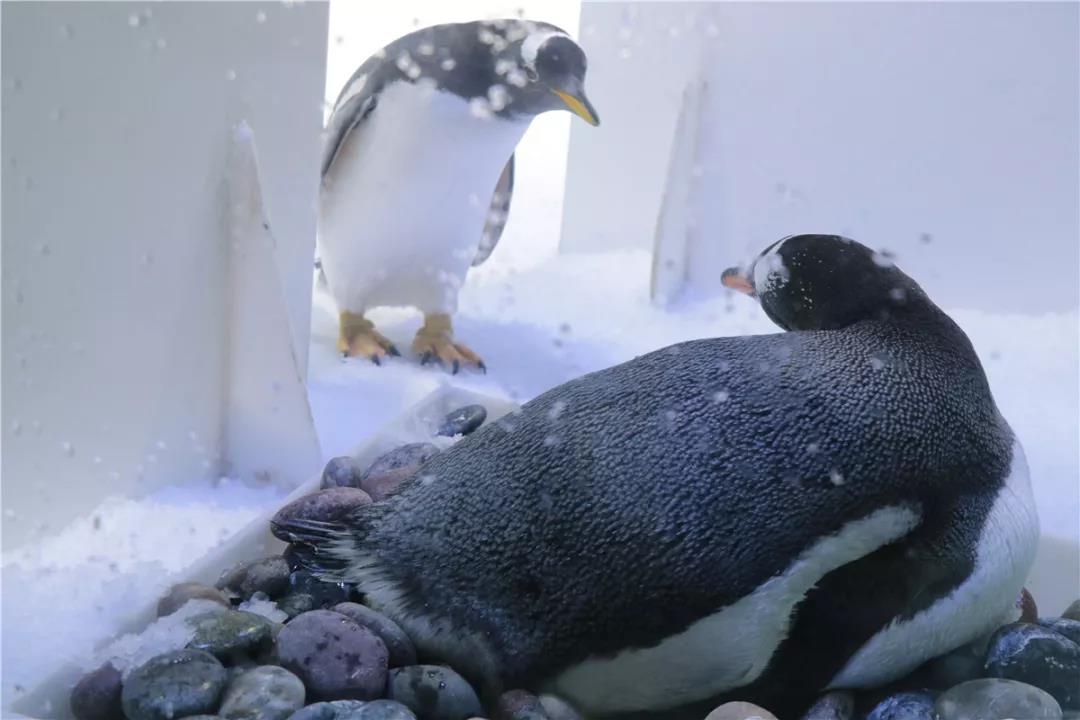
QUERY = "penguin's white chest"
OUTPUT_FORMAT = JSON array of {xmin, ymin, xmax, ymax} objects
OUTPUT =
[{"xmin": 318, "ymin": 81, "xmax": 529, "ymax": 314}]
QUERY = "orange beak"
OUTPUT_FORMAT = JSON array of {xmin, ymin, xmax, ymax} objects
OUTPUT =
[{"xmin": 721, "ymin": 266, "xmax": 756, "ymax": 296}]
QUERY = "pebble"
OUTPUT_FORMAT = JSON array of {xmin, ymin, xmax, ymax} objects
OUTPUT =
[
  {"xmin": 121, "ymin": 649, "xmax": 227, "ymax": 720},
  {"xmin": 322, "ymin": 456, "xmax": 367, "ymax": 490},
  {"xmin": 496, "ymin": 690, "xmax": 550, "ymax": 720},
  {"xmin": 187, "ymin": 609, "xmax": 275, "ymax": 659},
  {"xmin": 217, "ymin": 556, "xmax": 292, "ymax": 599},
  {"xmin": 704, "ymin": 702, "xmax": 778, "ymax": 720},
  {"xmin": 157, "ymin": 582, "xmax": 231, "ymax": 617},
  {"xmin": 272, "ymin": 488, "xmax": 373, "ymax": 541},
  {"xmin": 800, "ymin": 691, "xmax": 854, "ymax": 720},
  {"xmin": 385, "ymin": 665, "xmax": 483, "ymax": 720},
  {"xmin": 290, "ymin": 569, "xmax": 354, "ymax": 607},
  {"xmin": 278, "ymin": 592, "xmax": 319, "ymax": 619},
  {"xmin": 1019, "ymin": 587, "xmax": 1039, "ymax": 622},
  {"xmin": 275, "ymin": 609, "xmax": 388, "ymax": 701},
  {"xmin": 332, "ymin": 602, "xmax": 417, "ymax": 667},
  {"xmin": 219, "ymin": 665, "xmax": 306, "ymax": 720},
  {"xmin": 708, "ymin": 703, "xmax": 777, "ymax": 720},
  {"xmin": 289, "ymin": 701, "xmax": 416, "ymax": 720},
  {"xmin": 936, "ymin": 678, "xmax": 1062, "ymax": 720},
  {"xmin": 984, "ymin": 622, "xmax": 1080, "ymax": 708},
  {"xmin": 360, "ymin": 443, "xmax": 440, "ymax": 501},
  {"xmin": 70, "ymin": 662, "xmax": 123, "ymax": 720},
  {"xmin": 865, "ymin": 691, "xmax": 936, "ymax": 720},
  {"xmin": 1063, "ymin": 600, "xmax": 1080, "ymax": 621},
  {"xmin": 536, "ymin": 696, "xmax": 581, "ymax": 720},
  {"xmin": 1040, "ymin": 617, "xmax": 1080, "ymax": 645},
  {"xmin": 437, "ymin": 405, "xmax": 487, "ymax": 437}
]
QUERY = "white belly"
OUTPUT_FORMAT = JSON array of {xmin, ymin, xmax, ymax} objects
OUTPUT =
[
  {"xmin": 317, "ymin": 80, "xmax": 529, "ymax": 314},
  {"xmin": 829, "ymin": 440, "xmax": 1039, "ymax": 688},
  {"xmin": 548, "ymin": 506, "xmax": 923, "ymax": 714}
]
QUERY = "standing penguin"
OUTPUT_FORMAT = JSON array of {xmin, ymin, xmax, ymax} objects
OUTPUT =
[
  {"xmin": 279, "ymin": 235, "xmax": 1038, "ymax": 717},
  {"xmin": 318, "ymin": 20, "xmax": 599, "ymax": 372}
]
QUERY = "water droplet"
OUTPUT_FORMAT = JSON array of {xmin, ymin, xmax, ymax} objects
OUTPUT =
[
  {"xmin": 140, "ymin": 252, "xmax": 153, "ymax": 266},
  {"xmin": 58, "ymin": 24, "xmax": 72, "ymax": 39},
  {"xmin": 92, "ymin": 456, "xmax": 103, "ymax": 465},
  {"xmin": 155, "ymin": 440, "xmax": 167, "ymax": 450},
  {"xmin": 871, "ymin": 250, "xmax": 895, "ymax": 268},
  {"xmin": 559, "ymin": 322, "xmax": 572, "ymax": 335},
  {"xmin": 255, "ymin": 10, "xmax": 267, "ymax": 23},
  {"xmin": 418, "ymin": 41, "xmax": 434, "ymax": 56},
  {"xmin": 225, "ymin": 69, "xmax": 237, "ymax": 81},
  {"xmin": 440, "ymin": 58, "xmax": 457, "ymax": 71},
  {"xmin": 807, "ymin": 442, "xmax": 820, "ymax": 454},
  {"xmin": 829, "ymin": 470, "xmax": 845, "ymax": 486},
  {"xmin": 705, "ymin": 23, "xmax": 720, "ymax": 38},
  {"xmin": 889, "ymin": 287, "xmax": 907, "ymax": 302},
  {"xmin": 3, "ymin": 509, "xmax": 14, "ymax": 518},
  {"xmin": 712, "ymin": 390, "xmax": 729, "ymax": 403},
  {"xmin": 24, "ymin": 176, "xmax": 34, "ymax": 191},
  {"xmin": 146, "ymin": 453, "xmax": 159, "ymax": 463},
  {"xmin": 487, "ymin": 84, "xmax": 509, "ymax": 111},
  {"xmin": 61, "ymin": 441, "xmax": 75, "ymax": 457},
  {"xmin": 11, "ymin": 420, "xmax": 23, "ymax": 436},
  {"xmin": 668, "ymin": 26, "xmax": 680, "ymax": 38},
  {"xmin": 38, "ymin": 243, "xmax": 51, "ymax": 256},
  {"xmin": 128, "ymin": 13, "xmax": 143, "ymax": 28},
  {"xmin": 919, "ymin": 232, "xmax": 933, "ymax": 244},
  {"xmin": 438, "ymin": 681, "xmax": 447, "ymax": 690},
  {"xmin": 619, "ymin": 48, "xmax": 632, "ymax": 60},
  {"xmin": 869, "ymin": 356, "xmax": 886, "ymax": 371},
  {"xmin": 155, "ymin": 37, "xmax": 167, "ymax": 49},
  {"xmin": 334, "ymin": 35, "xmax": 345, "ymax": 45}
]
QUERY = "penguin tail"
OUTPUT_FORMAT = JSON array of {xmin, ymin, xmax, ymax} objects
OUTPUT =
[{"xmin": 273, "ymin": 517, "xmax": 358, "ymax": 582}]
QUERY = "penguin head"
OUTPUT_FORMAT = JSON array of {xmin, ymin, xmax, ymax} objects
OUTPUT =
[
  {"xmin": 722, "ymin": 234, "xmax": 930, "ymax": 331},
  {"xmin": 514, "ymin": 28, "xmax": 599, "ymax": 125}
]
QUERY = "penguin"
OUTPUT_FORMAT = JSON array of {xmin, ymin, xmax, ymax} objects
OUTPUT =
[
  {"xmin": 279, "ymin": 235, "xmax": 1039, "ymax": 717},
  {"xmin": 318, "ymin": 19, "xmax": 599, "ymax": 372}
]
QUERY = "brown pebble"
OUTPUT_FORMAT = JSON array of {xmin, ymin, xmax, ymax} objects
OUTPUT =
[
  {"xmin": 496, "ymin": 689, "xmax": 550, "ymax": 720},
  {"xmin": 704, "ymin": 701, "xmax": 779, "ymax": 720},
  {"xmin": 1018, "ymin": 587, "xmax": 1038, "ymax": 622},
  {"xmin": 156, "ymin": 582, "xmax": 230, "ymax": 617},
  {"xmin": 1062, "ymin": 598, "xmax": 1080, "ymax": 621},
  {"xmin": 271, "ymin": 487, "xmax": 372, "ymax": 541}
]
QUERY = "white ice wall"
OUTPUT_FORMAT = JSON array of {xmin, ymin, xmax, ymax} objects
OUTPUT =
[
  {"xmin": 1, "ymin": 2, "xmax": 328, "ymax": 549},
  {"xmin": 564, "ymin": 2, "xmax": 1079, "ymax": 315}
]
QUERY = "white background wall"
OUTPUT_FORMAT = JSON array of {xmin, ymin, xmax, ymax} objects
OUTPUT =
[
  {"xmin": 1, "ymin": 2, "xmax": 328, "ymax": 549},
  {"xmin": 565, "ymin": 1, "xmax": 1079, "ymax": 314}
]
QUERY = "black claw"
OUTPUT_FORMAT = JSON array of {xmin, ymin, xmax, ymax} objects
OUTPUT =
[
  {"xmin": 370, "ymin": 354, "xmax": 381, "ymax": 367},
  {"xmin": 420, "ymin": 351, "xmax": 433, "ymax": 366},
  {"xmin": 387, "ymin": 345, "xmax": 401, "ymax": 357},
  {"xmin": 452, "ymin": 359, "xmax": 460, "ymax": 375}
]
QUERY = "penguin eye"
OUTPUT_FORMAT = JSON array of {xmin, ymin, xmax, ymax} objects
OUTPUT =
[{"xmin": 525, "ymin": 66, "xmax": 539, "ymax": 82}]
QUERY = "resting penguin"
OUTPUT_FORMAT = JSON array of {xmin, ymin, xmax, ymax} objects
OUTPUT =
[
  {"xmin": 318, "ymin": 20, "xmax": 599, "ymax": 372},
  {"xmin": 280, "ymin": 235, "xmax": 1039, "ymax": 717}
]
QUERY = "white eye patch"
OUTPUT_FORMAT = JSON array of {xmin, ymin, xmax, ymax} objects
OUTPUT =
[
  {"xmin": 520, "ymin": 30, "xmax": 569, "ymax": 70},
  {"xmin": 754, "ymin": 239, "xmax": 791, "ymax": 294}
]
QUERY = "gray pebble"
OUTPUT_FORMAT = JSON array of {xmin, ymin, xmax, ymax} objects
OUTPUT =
[
  {"xmin": 865, "ymin": 691, "xmax": 936, "ymax": 720},
  {"xmin": 1063, "ymin": 600, "xmax": 1080, "ymax": 621},
  {"xmin": 496, "ymin": 690, "xmax": 549, "ymax": 720},
  {"xmin": 287, "ymin": 701, "xmax": 368, "ymax": 720},
  {"xmin": 984, "ymin": 622, "xmax": 1080, "ymax": 708},
  {"xmin": 275, "ymin": 609, "xmax": 388, "ymax": 701},
  {"xmin": 278, "ymin": 593, "xmax": 318, "ymax": 620},
  {"xmin": 800, "ymin": 691, "xmax": 853, "ymax": 720},
  {"xmin": 187, "ymin": 609, "xmax": 275, "ymax": 660},
  {"xmin": 360, "ymin": 444, "xmax": 440, "ymax": 501},
  {"xmin": 331, "ymin": 603, "xmax": 417, "ymax": 667},
  {"xmin": 1040, "ymin": 617, "xmax": 1080, "ymax": 646},
  {"xmin": 272, "ymin": 488, "xmax": 372, "ymax": 541},
  {"xmin": 322, "ymin": 456, "xmax": 367, "ymax": 490},
  {"xmin": 121, "ymin": 649, "xmax": 227, "ymax": 720},
  {"xmin": 536, "ymin": 696, "xmax": 581, "ymax": 720},
  {"xmin": 386, "ymin": 665, "xmax": 482, "ymax": 720},
  {"xmin": 217, "ymin": 556, "xmax": 292, "ymax": 599},
  {"xmin": 437, "ymin": 406, "xmax": 487, "ymax": 437},
  {"xmin": 70, "ymin": 662, "xmax": 123, "ymax": 720},
  {"xmin": 157, "ymin": 582, "xmax": 231, "ymax": 617},
  {"xmin": 936, "ymin": 678, "xmax": 1062, "ymax": 720},
  {"xmin": 358, "ymin": 700, "xmax": 420, "ymax": 720},
  {"xmin": 219, "ymin": 665, "xmax": 306, "ymax": 720}
]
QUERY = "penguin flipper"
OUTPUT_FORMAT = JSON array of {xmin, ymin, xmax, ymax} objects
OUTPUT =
[
  {"xmin": 321, "ymin": 86, "xmax": 379, "ymax": 181},
  {"xmin": 272, "ymin": 517, "xmax": 356, "ymax": 580},
  {"xmin": 473, "ymin": 153, "xmax": 515, "ymax": 267}
]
